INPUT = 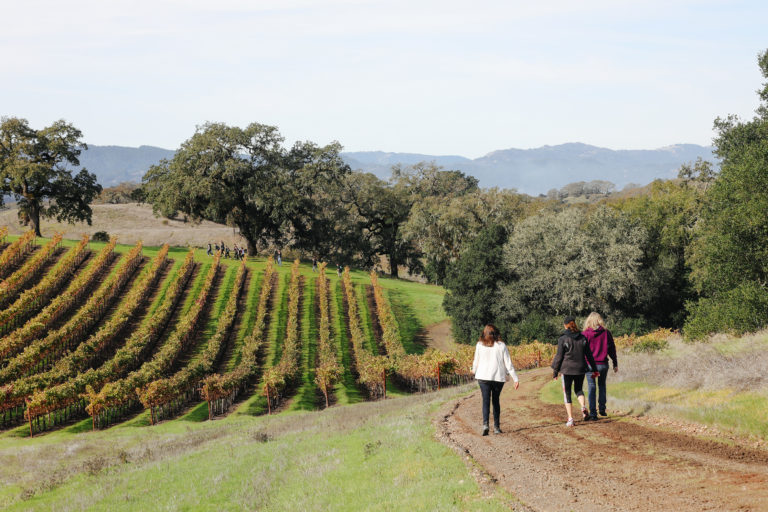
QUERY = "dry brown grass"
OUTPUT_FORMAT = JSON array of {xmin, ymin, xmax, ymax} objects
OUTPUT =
[
  {"xmin": 0, "ymin": 203, "xmax": 247, "ymax": 248},
  {"xmin": 614, "ymin": 330, "xmax": 768, "ymax": 392}
]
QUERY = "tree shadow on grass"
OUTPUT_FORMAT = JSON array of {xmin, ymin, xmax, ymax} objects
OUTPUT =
[{"xmin": 385, "ymin": 288, "xmax": 426, "ymax": 355}]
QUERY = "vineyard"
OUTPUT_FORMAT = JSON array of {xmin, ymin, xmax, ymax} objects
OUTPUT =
[{"xmin": 0, "ymin": 232, "xmax": 555, "ymax": 436}]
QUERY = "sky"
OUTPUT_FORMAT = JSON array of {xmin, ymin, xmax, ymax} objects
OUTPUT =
[{"xmin": 1, "ymin": 0, "xmax": 766, "ymax": 158}]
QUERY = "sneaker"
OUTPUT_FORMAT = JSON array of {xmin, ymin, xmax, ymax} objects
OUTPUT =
[
  {"xmin": 566, "ymin": 418, "xmax": 574, "ymax": 427},
  {"xmin": 482, "ymin": 424, "xmax": 489, "ymax": 436},
  {"xmin": 493, "ymin": 426, "xmax": 502, "ymax": 434},
  {"xmin": 581, "ymin": 408, "xmax": 588, "ymax": 420}
]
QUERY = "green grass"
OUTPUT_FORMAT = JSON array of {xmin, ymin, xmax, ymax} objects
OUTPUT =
[
  {"xmin": 607, "ymin": 381, "xmax": 768, "ymax": 439},
  {"xmin": 223, "ymin": 269, "xmax": 263, "ymax": 371},
  {"xmin": 232, "ymin": 272, "xmax": 287, "ymax": 417},
  {"xmin": 355, "ymin": 283, "xmax": 379, "ymax": 354},
  {"xmin": 386, "ymin": 287, "xmax": 424, "ymax": 355},
  {"xmin": 331, "ymin": 279, "xmax": 363, "ymax": 405},
  {"xmin": 291, "ymin": 275, "xmax": 319, "ymax": 411},
  {"xmin": 269, "ymin": 273, "xmax": 291, "ymax": 366},
  {"xmin": 185, "ymin": 263, "xmax": 237, "ymax": 361},
  {"xmin": 0, "ymin": 386, "xmax": 510, "ymax": 511},
  {"xmin": 375, "ymin": 276, "xmax": 447, "ymax": 327},
  {"xmin": 145, "ymin": 257, "xmax": 183, "ymax": 317}
]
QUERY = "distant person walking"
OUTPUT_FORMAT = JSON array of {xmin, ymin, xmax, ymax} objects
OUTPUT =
[
  {"xmin": 470, "ymin": 324, "xmax": 519, "ymax": 436},
  {"xmin": 207, "ymin": 243, "xmax": 212, "ymax": 256},
  {"xmin": 336, "ymin": 263, "xmax": 342, "ymax": 277},
  {"xmin": 276, "ymin": 249, "xmax": 282, "ymax": 266},
  {"xmin": 582, "ymin": 312, "xmax": 618, "ymax": 420},
  {"xmin": 551, "ymin": 316, "xmax": 598, "ymax": 427},
  {"xmin": 312, "ymin": 256, "xmax": 318, "ymax": 272}
]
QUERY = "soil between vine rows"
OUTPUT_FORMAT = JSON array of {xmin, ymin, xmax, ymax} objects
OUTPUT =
[{"xmin": 437, "ymin": 367, "xmax": 768, "ymax": 512}]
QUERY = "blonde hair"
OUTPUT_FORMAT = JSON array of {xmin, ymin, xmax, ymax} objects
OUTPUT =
[{"xmin": 584, "ymin": 312, "xmax": 605, "ymax": 330}]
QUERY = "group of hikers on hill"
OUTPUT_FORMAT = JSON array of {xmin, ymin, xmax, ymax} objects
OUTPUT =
[
  {"xmin": 207, "ymin": 241, "xmax": 247, "ymax": 260},
  {"xmin": 211, "ymin": 245, "xmax": 346, "ymax": 278},
  {"xmin": 470, "ymin": 313, "xmax": 618, "ymax": 434}
]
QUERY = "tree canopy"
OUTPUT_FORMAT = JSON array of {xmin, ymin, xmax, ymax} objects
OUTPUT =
[
  {"xmin": 0, "ymin": 117, "xmax": 101, "ymax": 236},
  {"xmin": 142, "ymin": 122, "xmax": 350, "ymax": 255},
  {"xmin": 497, "ymin": 206, "xmax": 646, "ymax": 320}
]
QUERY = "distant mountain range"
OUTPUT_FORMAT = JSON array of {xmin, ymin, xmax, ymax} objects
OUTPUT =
[{"xmin": 78, "ymin": 143, "xmax": 716, "ymax": 195}]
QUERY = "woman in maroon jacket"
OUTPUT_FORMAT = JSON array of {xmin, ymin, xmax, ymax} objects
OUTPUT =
[
  {"xmin": 582, "ymin": 312, "xmax": 618, "ymax": 420},
  {"xmin": 551, "ymin": 316, "xmax": 598, "ymax": 427}
]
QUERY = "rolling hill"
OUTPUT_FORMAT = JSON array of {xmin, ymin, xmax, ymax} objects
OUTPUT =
[{"xmin": 77, "ymin": 143, "xmax": 716, "ymax": 195}]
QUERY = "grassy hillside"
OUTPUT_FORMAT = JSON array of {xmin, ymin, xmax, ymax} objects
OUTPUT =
[{"xmin": 0, "ymin": 385, "xmax": 514, "ymax": 511}]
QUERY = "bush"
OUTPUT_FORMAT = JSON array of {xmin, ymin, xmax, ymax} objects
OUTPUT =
[
  {"xmin": 683, "ymin": 282, "xmax": 768, "ymax": 340},
  {"xmin": 608, "ymin": 316, "xmax": 656, "ymax": 337},
  {"xmin": 504, "ymin": 312, "xmax": 561, "ymax": 345},
  {"xmin": 630, "ymin": 338, "xmax": 669, "ymax": 353},
  {"xmin": 92, "ymin": 231, "xmax": 110, "ymax": 242}
]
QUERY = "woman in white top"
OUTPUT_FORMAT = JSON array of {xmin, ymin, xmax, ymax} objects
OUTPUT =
[{"xmin": 471, "ymin": 324, "xmax": 520, "ymax": 435}]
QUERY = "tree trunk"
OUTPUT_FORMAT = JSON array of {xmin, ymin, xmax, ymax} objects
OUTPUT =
[
  {"xmin": 246, "ymin": 238, "xmax": 258, "ymax": 258},
  {"xmin": 388, "ymin": 252, "xmax": 399, "ymax": 278},
  {"xmin": 28, "ymin": 201, "xmax": 42, "ymax": 237}
]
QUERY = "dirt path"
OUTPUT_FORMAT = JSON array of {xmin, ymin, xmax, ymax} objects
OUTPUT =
[
  {"xmin": 423, "ymin": 319, "xmax": 456, "ymax": 351},
  {"xmin": 437, "ymin": 368, "xmax": 768, "ymax": 511}
]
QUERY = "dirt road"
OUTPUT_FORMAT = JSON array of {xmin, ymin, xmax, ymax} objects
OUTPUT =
[{"xmin": 437, "ymin": 368, "xmax": 768, "ymax": 511}]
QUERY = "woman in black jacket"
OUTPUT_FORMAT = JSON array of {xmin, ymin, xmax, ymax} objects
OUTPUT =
[{"xmin": 551, "ymin": 316, "xmax": 598, "ymax": 427}]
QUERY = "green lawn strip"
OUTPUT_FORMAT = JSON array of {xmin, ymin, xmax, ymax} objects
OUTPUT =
[
  {"xmin": 375, "ymin": 275, "xmax": 447, "ymax": 327},
  {"xmin": 331, "ymin": 278, "xmax": 363, "ymax": 404},
  {"xmin": 232, "ymin": 270, "xmax": 288, "ymax": 416},
  {"xmin": 2, "ymin": 387, "xmax": 509, "ymax": 511},
  {"xmin": 144, "ymin": 258, "xmax": 183, "ymax": 317},
  {"xmin": 224, "ymin": 269, "xmax": 264, "ymax": 371},
  {"xmin": 177, "ymin": 261, "xmax": 212, "ymax": 317},
  {"xmin": 355, "ymin": 283, "xmax": 379, "ymax": 355},
  {"xmin": 182, "ymin": 263, "xmax": 237, "ymax": 361},
  {"xmin": 539, "ymin": 378, "xmax": 564, "ymax": 405},
  {"xmin": 269, "ymin": 272, "xmax": 291, "ymax": 367},
  {"xmin": 385, "ymin": 287, "xmax": 424, "ymax": 355},
  {"xmin": 289, "ymin": 275, "xmax": 319, "ymax": 411}
]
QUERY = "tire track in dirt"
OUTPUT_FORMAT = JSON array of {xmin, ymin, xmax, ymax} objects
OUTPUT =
[{"xmin": 437, "ymin": 367, "xmax": 768, "ymax": 511}]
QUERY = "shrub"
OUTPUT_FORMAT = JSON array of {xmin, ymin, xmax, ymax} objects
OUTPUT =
[
  {"xmin": 609, "ymin": 316, "xmax": 656, "ymax": 337},
  {"xmin": 92, "ymin": 231, "xmax": 110, "ymax": 242},
  {"xmin": 630, "ymin": 338, "xmax": 669, "ymax": 353},
  {"xmin": 614, "ymin": 328, "xmax": 675, "ymax": 351},
  {"xmin": 683, "ymin": 282, "xmax": 768, "ymax": 340},
  {"xmin": 504, "ymin": 312, "xmax": 560, "ymax": 345}
]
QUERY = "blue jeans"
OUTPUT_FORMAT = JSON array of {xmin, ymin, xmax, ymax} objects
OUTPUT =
[
  {"xmin": 477, "ymin": 380, "xmax": 504, "ymax": 426},
  {"xmin": 586, "ymin": 364, "xmax": 609, "ymax": 416}
]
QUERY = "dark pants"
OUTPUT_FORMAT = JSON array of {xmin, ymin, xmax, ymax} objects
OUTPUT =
[
  {"xmin": 477, "ymin": 380, "xmax": 504, "ymax": 426},
  {"xmin": 561, "ymin": 374, "xmax": 585, "ymax": 404},
  {"xmin": 586, "ymin": 364, "xmax": 609, "ymax": 416}
]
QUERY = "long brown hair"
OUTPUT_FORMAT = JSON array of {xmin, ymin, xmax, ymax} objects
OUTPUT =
[
  {"xmin": 564, "ymin": 320, "xmax": 580, "ymax": 333},
  {"xmin": 479, "ymin": 324, "xmax": 501, "ymax": 347}
]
